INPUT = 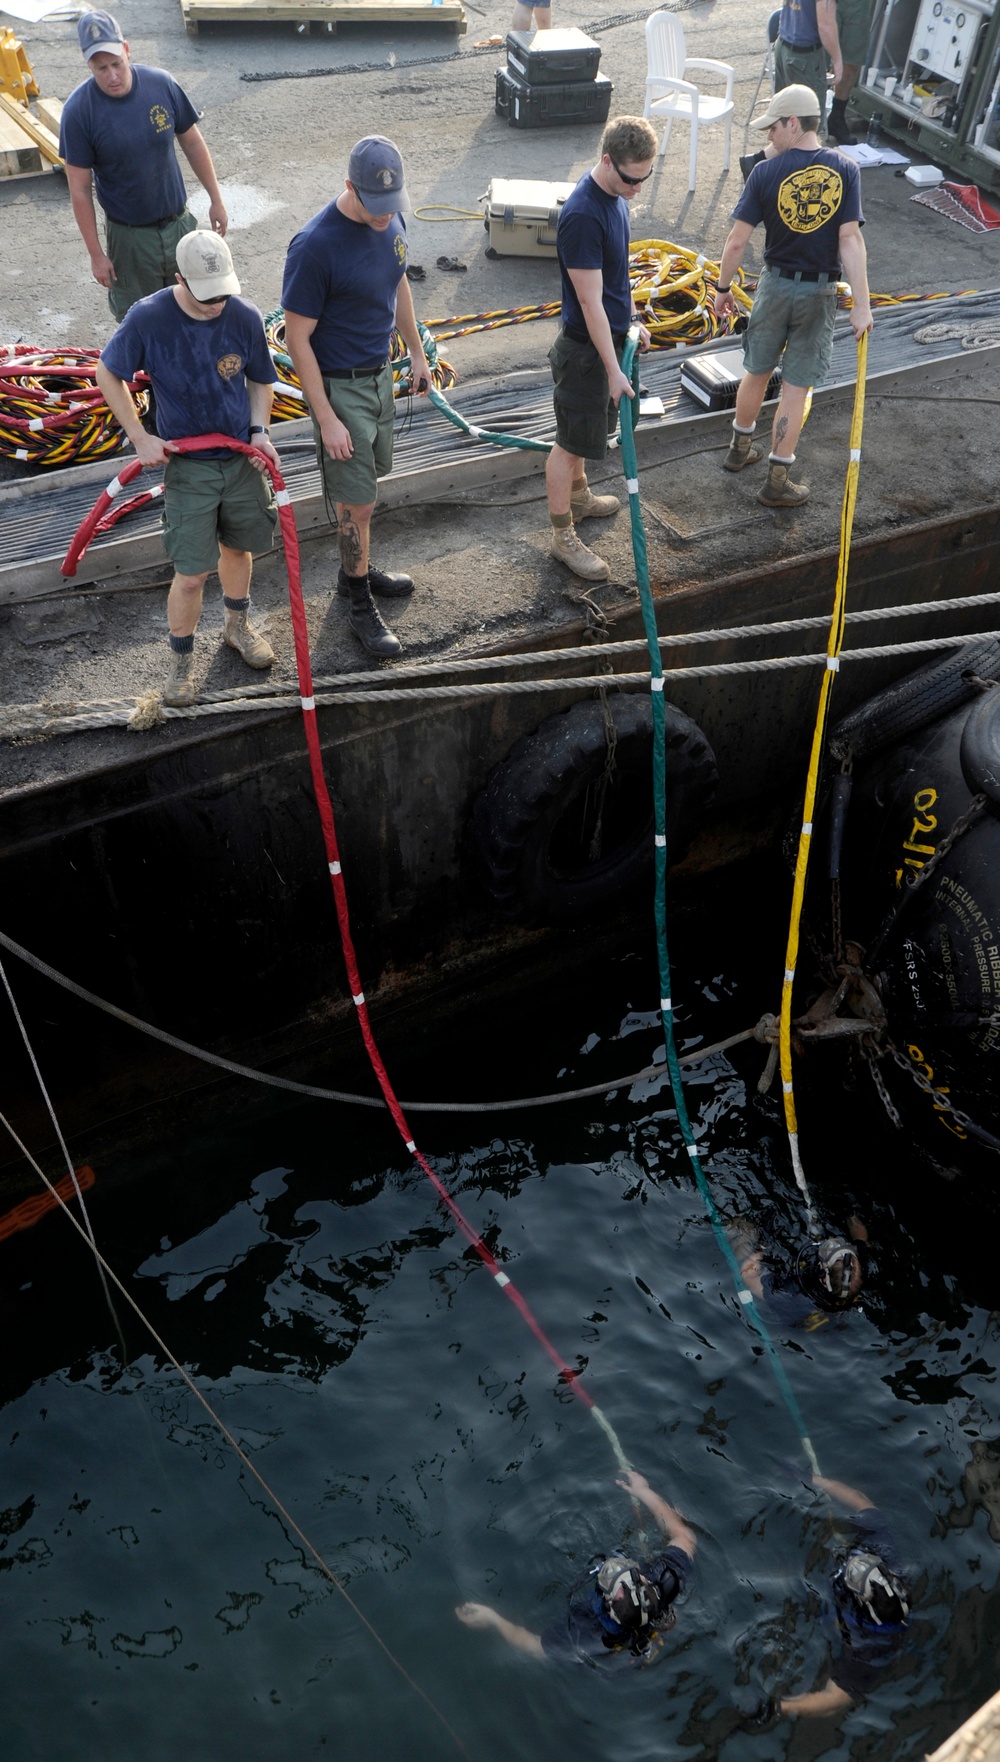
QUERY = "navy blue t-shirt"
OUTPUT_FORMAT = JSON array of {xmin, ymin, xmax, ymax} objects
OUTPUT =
[
  {"xmin": 733, "ymin": 149, "xmax": 863, "ymax": 277},
  {"xmin": 556, "ymin": 172, "xmax": 632, "ymax": 337},
  {"xmin": 541, "ymin": 1545, "xmax": 692, "ymax": 1669},
  {"xmin": 59, "ymin": 65, "xmax": 199, "ymax": 227},
  {"xmin": 828, "ymin": 1509, "xmax": 910, "ymax": 1698},
  {"xmin": 281, "ymin": 201, "xmax": 407, "ymax": 373},
  {"xmin": 101, "ymin": 289, "xmax": 274, "ymax": 449},
  {"xmin": 778, "ymin": 0, "xmax": 822, "ymax": 48}
]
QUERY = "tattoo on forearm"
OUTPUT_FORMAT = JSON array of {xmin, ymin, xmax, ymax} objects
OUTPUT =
[{"xmin": 339, "ymin": 510, "xmax": 363, "ymax": 575}]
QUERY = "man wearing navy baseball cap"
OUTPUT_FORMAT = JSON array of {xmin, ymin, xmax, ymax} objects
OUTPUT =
[
  {"xmin": 283, "ymin": 137, "xmax": 431, "ymax": 661},
  {"xmin": 60, "ymin": 10, "xmax": 228, "ymax": 320}
]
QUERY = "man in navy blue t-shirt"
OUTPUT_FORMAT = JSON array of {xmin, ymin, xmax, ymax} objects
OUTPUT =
[
  {"xmin": 60, "ymin": 10, "xmax": 227, "ymax": 321},
  {"xmin": 546, "ymin": 115, "xmax": 656, "ymax": 585},
  {"xmin": 713, "ymin": 84, "xmax": 871, "ymax": 508},
  {"xmin": 455, "ymin": 1469, "xmax": 696, "ymax": 1668},
  {"xmin": 283, "ymin": 137, "xmax": 431, "ymax": 662},
  {"xmin": 96, "ymin": 232, "xmax": 279, "ymax": 708}
]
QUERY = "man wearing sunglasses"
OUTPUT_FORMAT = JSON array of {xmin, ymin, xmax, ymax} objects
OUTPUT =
[
  {"xmin": 546, "ymin": 115, "xmax": 656, "ymax": 583},
  {"xmin": 96, "ymin": 231, "xmax": 279, "ymax": 707}
]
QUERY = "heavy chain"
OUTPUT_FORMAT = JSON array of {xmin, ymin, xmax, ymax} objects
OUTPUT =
[
  {"xmin": 866, "ymin": 794, "xmax": 988, "ymax": 966},
  {"xmin": 881, "ymin": 1035, "xmax": 1000, "ymax": 1151}
]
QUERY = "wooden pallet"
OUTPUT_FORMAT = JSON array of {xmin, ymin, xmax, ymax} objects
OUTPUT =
[
  {"xmin": 0, "ymin": 94, "xmax": 62, "ymax": 180},
  {"xmin": 180, "ymin": 0, "xmax": 466, "ymax": 34}
]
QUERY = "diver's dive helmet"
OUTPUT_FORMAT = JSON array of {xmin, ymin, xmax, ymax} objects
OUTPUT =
[
  {"xmin": 596, "ymin": 1556, "xmax": 663, "ymax": 1631},
  {"xmin": 796, "ymin": 1236, "xmax": 861, "ymax": 1308},
  {"xmin": 836, "ymin": 1550, "xmax": 910, "ymax": 1626}
]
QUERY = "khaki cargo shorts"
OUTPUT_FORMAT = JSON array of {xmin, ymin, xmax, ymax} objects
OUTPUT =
[{"xmin": 162, "ymin": 453, "xmax": 277, "ymax": 576}]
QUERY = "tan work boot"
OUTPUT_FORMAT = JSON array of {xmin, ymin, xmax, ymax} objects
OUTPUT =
[
  {"xmin": 223, "ymin": 604, "xmax": 275, "ymax": 668},
  {"xmin": 758, "ymin": 458, "xmax": 810, "ymax": 507},
  {"xmin": 550, "ymin": 520, "xmax": 611, "ymax": 582},
  {"xmin": 570, "ymin": 477, "xmax": 621, "ymax": 520},
  {"xmin": 162, "ymin": 648, "xmax": 198, "ymax": 707},
  {"xmin": 723, "ymin": 425, "xmax": 764, "ymax": 472}
]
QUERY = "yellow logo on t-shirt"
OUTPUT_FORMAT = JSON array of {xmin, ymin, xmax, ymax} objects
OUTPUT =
[
  {"xmin": 216, "ymin": 354, "xmax": 242, "ymax": 380},
  {"xmin": 149, "ymin": 104, "xmax": 171, "ymax": 134},
  {"xmin": 777, "ymin": 163, "xmax": 844, "ymax": 233},
  {"xmin": 394, "ymin": 233, "xmax": 406, "ymax": 267}
]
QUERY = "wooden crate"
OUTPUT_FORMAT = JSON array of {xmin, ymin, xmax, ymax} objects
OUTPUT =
[
  {"xmin": 180, "ymin": 0, "xmax": 467, "ymax": 35},
  {"xmin": 0, "ymin": 94, "xmax": 62, "ymax": 179}
]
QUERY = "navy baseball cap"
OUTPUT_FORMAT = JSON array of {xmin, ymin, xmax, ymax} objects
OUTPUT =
[
  {"xmin": 347, "ymin": 136, "xmax": 409, "ymax": 216},
  {"xmin": 78, "ymin": 10, "xmax": 126, "ymax": 58}
]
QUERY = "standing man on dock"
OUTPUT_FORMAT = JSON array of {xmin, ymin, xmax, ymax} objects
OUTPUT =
[
  {"xmin": 282, "ymin": 137, "xmax": 432, "ymax": 662},
  {"xmin": 545, "ymin": 115, "xmax": 655, "ymax": 584},
  {"xmin": 456, "ymin": 1469, "xmax": 696, "ymax": 1667},
  {"xmin": 773, "ymin": 0, "xmax": 844, "ymax": 136},
  {"xmin": 95, "ymin": 232, "xmax": 278, "ymax": 708},
  {"xmin": 713, "ymin": 84, "xmax": 872, "ymax": 508},
  {"xmin": 60, "ymin": 10, "xmax": 228, "ymax": 321}
]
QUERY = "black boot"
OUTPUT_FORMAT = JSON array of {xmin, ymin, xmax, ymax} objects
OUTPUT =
[
  {"xmin": 739, "ymin": 149, "xmax": 766, "ymax": 183},
  {"xmin": 344, "ymin": 572, "xmax": 402, "ymax": 658},
  {"xmin": 337, "ymin": 561, "xmax": 414, "ymax": 598},
  {"xmin": 826, "ymin": 99, "xmax": 857, "ymax": 144}
]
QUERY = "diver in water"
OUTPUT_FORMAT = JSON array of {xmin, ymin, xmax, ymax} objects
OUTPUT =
[
  {"xmin": 747, "ymin": 1473, "xmax": 912, "ymax": 1723},
  {"xmin": 730, "ymin": 1214, "xmax": 868, "ymax": 1328},
  {"xmin": 455, "ymin": 1468, "xmax": 695, "ymax": 1668}
]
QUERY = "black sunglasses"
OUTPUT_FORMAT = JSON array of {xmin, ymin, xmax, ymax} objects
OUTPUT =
[
  {"xmin": 612, "ymin": 162, "xmax": 653, "ymax": 186},
  {"xmin": 182, "ymin": 277, "xmax": 230, "ymax": 307}
]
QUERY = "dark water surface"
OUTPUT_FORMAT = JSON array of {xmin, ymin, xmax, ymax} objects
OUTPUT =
[{"xmin": 3, "ymin": 898, "xmax": 999, "ymax": 1762}]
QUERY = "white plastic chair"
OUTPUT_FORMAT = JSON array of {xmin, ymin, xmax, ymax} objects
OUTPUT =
[{"xmin": 642, "ymin": 11, "xmax": 735, "ymax": 191}]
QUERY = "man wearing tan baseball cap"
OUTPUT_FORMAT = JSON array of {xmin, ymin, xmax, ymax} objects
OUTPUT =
[{"xmin": 712, "ymin": 85, "xmax": 872, "ymax": 508}]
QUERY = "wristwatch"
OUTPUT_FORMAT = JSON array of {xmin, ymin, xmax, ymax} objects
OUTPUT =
[
  {"xmin": 718, "ymin": 286, "xmax": 732, "ymax": 293},
  {"xmin": 249, "ymin": 424, "xmax": 269, "ymax": 437}
]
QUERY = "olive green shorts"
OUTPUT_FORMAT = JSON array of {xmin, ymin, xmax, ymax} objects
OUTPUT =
[
  {"xmin": 105, "ymin": 209, "xmax": 197, "ymax": 321},
  {"xmin": 836, "ymin": 0, "xmax": 872, "ymax": 69},
  {"xmin": 548, "ymin": 330, "xmax": 624, "ymax": 461},
  {"xmin": 312, "ymin": 364, "xmax": 395, "ymax": 512},
  {"xmin": 773, "ymin": 39, "xmax": 828, "ymax": 125},
  {"xmin": 742, "ymin": 266, "xmax": 837, "ymax": 388},
  {"xmin": 162, "ymin": 453, "xmax": 277, "ymax": 576}
]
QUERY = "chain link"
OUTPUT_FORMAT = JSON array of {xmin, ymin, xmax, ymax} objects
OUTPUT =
[
  {"xmin": 881, "ymin": 1035, "xmax": 1000, "ymax": 1149},
  {"xmin": 866, "ymin": 794, "xmax": 988, "ymax": 965}
]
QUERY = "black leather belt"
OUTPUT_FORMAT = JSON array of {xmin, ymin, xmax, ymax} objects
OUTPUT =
[
  {"xmin": 778, "ymin": 35, "xmax": 821, "ymax": 49},
  {"xmin": 773, "ymin": 267, "xmax": 836, "ymax": 283},
  {"xmin": 114, "ymin": 211, "xmax": 185, "ymax": 229},
  {"xmin": 562, "ymin": 325, "xmax": 629, "ymax": 346},
  {"xmin": 326, "ymin": 362, "xmax": 388, "ymax": 379}
]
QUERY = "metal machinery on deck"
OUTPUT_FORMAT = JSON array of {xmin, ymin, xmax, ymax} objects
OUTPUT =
[{"xmin": 853, "ymin": 0, "xmax": 1000, "ymax": 190}]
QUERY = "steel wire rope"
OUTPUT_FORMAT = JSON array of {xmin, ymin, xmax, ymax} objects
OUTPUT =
[
  {"xmin": 0, "ymin": 1107, "xmax": 474, "ymax": 1762},
  {"xmin": 0, "ymin": 926, "xmax": 772, "ymax": 1113},
  {"xmin": 617, "ymin": 332, "xmax": 821, "ymax": 1477},
  {"xmin": 60, "ymin": 437, "xmax": 633, "ymax": 1475},
  {"xmin": 777, "ymin": 334, "xmax": 869, "ymax": 1228}
]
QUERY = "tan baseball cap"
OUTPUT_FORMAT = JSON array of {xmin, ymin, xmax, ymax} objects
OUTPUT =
[
  {"xmin": 750, "ymin": 84, "xmax": 824, "ymax": 129},
  {"xmin": 175, "ymin": 232, "xmax": 240, "ymax": 300}
]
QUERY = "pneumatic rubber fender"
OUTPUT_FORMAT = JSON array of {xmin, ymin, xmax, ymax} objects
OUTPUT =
[
  {"xmin": 472, "ymin": 694, "xmax": 718, "ymax": 926},
  {"xmin": 831, "ymin": 637, "xmax": 1000, "ymax": 766}
]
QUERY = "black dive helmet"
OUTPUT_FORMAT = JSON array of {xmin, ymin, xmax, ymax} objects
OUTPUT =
[
  {"xmin": 796, "ymin": 1236, "xmax": 861, "ymax": 1309},
  {"xmin": 596, "ymin": 1556, "xmax": 664, "ymax": 1631},
  {"xmin": 834, "ymin": 1550, "xmax": 910, "ymax": 1626}
]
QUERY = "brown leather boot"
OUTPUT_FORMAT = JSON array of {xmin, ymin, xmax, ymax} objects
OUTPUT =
[
  {"xmin": 758, "ymin": 458, "xmax": 809, "ymax": 506},
  {"xmin": 723, "ymin": 425, "xmax": 763, "ymax": 472}
]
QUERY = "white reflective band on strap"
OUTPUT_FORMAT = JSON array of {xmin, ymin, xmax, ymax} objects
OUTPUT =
[
  {"xmin": 106, "ymin": 475, "xmax": 122, "ymax": 498},
  {"xmin": 850, "ymin": 447, "xmax": 861, "ymax": 461},
  {"xmin": 696, "ymin": 253, "xmax": 706, "ymax": 268},
  {"xmin": 15, "ymin": 449, "xmax": 27, "ymax": 461},
  {"xmin": 328, "ymin": 860, "xmax": 341, "ymax": 875},
  {"xmin": 686, "ymin": 1143, "xmax": 700, "ymax": 1160},
  {"xmin": 655, "ymin": 834, "xmax": 666, "ymax": 847},
  {"xmin": 802, "ymin": 822, "xmax": 812, "ymax": 836},
  {"xmin": 661, "ymin": 997, "xmax": 672, "ymax": 1012},
  {"xmin": 151, "ymin": 483, "xmax": 164, "ymax": 497},
  {"xmin": 406, "ymin": 1139, "xmax": 416, "ymax": 1153},
  {"xmin": 783, "ymin": 1080, "xmax": 793, "ymax": 1094},
  {"xmin": 827, "ymin": 656, "xmax": 840, "ymax": 671},
  {"xmin": 28, "ymin": 418, "xmax": 44, "ymax": 431},
  {"xmin": 626, "ymin": 478, "xmax": 639, "ymax": 494},
  {"xmin": 300, "ymin": 695, "xmax": 315, "ymax": 711},
  {"xmin": 352, "ymin": 991, "xmax": 365, "ymax": 1007},
  {"xmin": 494, "ymin": 1270, "xmax": 510, "ymax": 1287},
  {"xmin": 651, "ymin": 676, "xmax": 664, "ymax": 692},
  {"xmin": 738, "ymin": 1288, "xmax": 753, "ymax": 1305},
  {"xmin": 467, "ymin": 424, "xmax": 485, "ymax": 440},
  {"xmin": 275, "ymin": 489, "xmax": 291, "ymax": 506},
  {"xmin": 784, "ymin": 968, "xmax": 795, "ymax": 983}
]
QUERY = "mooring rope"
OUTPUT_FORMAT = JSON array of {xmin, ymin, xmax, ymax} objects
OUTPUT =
[
  {"xmin": 618, "ymin": 333, "xmax": 821, "ymax": 1477},
  {"xmin": 59, "ymin": 437, "xmax": 632, "ymax": 1476},
  {"xmin": 777, "ymin": 333, "xmax": 869, "ymax": 1229},
  {"xmin": 0, "ymin": 1107, "xmax": 474, "ymax": 1762}
]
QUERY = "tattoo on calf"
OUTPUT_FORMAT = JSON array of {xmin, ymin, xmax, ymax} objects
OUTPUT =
[
  {"xmin": 774, "ymin": 415, "xmax": 788, "ymax": 448},
  {"xmin": 339, "ymin": 511, "xmax": 364, "ymax": 576}
]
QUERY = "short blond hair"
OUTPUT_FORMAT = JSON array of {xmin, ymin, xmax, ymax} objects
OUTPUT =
[{"xmin": 600, "ymin": 115, "xmax": 658, "ymax": 167}]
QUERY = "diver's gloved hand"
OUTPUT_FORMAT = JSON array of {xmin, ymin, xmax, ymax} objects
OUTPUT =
[{"xmin": 740, "ymin": 1694, "xmax": 781, "ymax": 1731}]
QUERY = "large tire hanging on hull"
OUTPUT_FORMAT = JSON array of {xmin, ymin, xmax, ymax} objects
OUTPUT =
[{"xmin": 473, "ymin": 694, "xmax": 717, "ymax": 926}]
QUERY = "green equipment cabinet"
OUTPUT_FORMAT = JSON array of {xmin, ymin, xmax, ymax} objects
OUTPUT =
[{"xmin": 853, "ymin": 0, "xmax": 1000, "ymax": 192}]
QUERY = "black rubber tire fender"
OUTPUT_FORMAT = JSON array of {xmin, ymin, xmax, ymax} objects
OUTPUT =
[
  {"xmin": 473, "ymin": 694, "xmax": 717, "ymax": 926},
  {"xmin": 831, "ymin": 638, "xmax": 1000, "ymax": 765},
  {"xmin": 960, "ymin": 685, "xmax": 1000, "ymax": 808}
]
